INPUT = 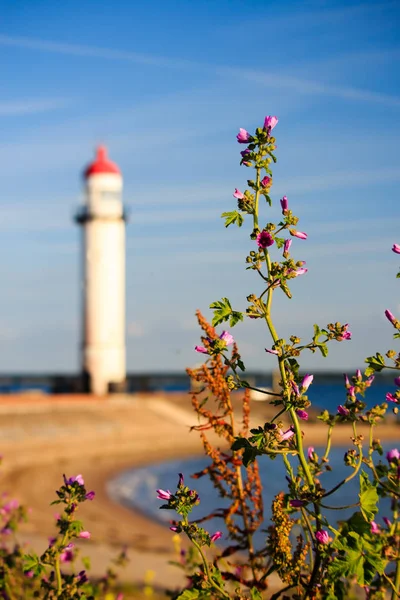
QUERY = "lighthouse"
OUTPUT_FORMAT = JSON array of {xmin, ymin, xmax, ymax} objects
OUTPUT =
[{"xmin": 75, "ymin": 146, "xmax": 127, "ymax": 395}]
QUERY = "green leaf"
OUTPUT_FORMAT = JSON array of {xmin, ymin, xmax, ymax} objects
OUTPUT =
[
  {"xmin": 318, "ymin": 343, "xmax": 328, "ymax": 357},
  {"xmin": 359, "ymin": 471, "xmax": 379, "ymax": 522},
  {"xmin": 221, "ymin": 210, "xmax": 243, "ymax": 228},
  {"xmin": 364, "ymin": 352, "xmax": 386, "ymax": 373},
  {"xmin": 330, "ymin": 531, "xmax": 387, "ymax": 586},
  {"xmin": 230, "ymin": 310, "xmax": 244, "ymax": 327},
  {"xmin": 274, "ymin": 236, "xmax": 285, "ymax": 249},
  {"xmin": 209, "ymin": 297, "xmax": 243, "ymax": 328},
  {"xmin": 250, "ymin": 588, "xmax": 263, "ymax": 600},
  {"xmin": 231, "ymin": 437, "xmax": 250, "ymax": 451},
  {"xmin": 23, "ymin": 553, "xmax": 44, "ymax": 577},
  {"xmin": 343, "ymin": 511, "xmax": 372, "ymax": 536},
  {"xmin": 175, "ymin": 590, "xmax": 200, "ymax": 599},
  {"xmin": 236, "ymin": 358, "xmax": 246, "ymax": 371}
]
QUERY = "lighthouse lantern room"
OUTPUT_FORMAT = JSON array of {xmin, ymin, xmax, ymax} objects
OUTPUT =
[{"xmin": 75, "ymin": 146, "xmax": 127, "ymax": 395}]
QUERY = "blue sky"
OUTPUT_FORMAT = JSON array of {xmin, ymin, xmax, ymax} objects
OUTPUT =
[{"xmin": 0, "ymin": 0, "xmax": 399, "ymax": 374}]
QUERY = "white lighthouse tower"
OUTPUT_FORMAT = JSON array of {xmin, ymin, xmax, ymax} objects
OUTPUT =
[{"xmin": 75, "ymin": 146, "xmax": 127, "ymax": 395}]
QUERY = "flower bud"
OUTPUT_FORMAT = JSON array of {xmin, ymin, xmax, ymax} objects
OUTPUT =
[
  {"xmin": 280, "ymin": 196, "xmax": 288, "ymax": 213},
  {"xmin": 237, "ymin": 128, "xmax": 251, "ymax": 144},
  {"xmin": 296, "ymin": 409, "xmax": 309, "ymax": 421},
  {"xmin": 291, "ymin": 230, "xmax": 308, "ymax": 240},
  {"xmin": 385, "ymin": 309, "xmax": 397, "ymax": 325},
  {"xmin": 392, "ymin": 243, "xmax": 400, "ymax": 254},
  {"xmin": 301, "ymin": 373, "xmax": 313, "ymax": 391},
  {"xmin": 233, "ymin": 188, "xmax": 244, "ymax": 199},
  {"xmin": 315, "ymin": 530, "xmax": 332, "ymax": 544},
  {"xmin": 283, "ymin": 239, "xmax": 292, "ymax": 257},
  {"xmin": 261, "ymin": 176, "xmax": 271, "ymax": 187},
  {"xmin": 263, "ymin": 115, "xmax": 278, "ymax": 131}
]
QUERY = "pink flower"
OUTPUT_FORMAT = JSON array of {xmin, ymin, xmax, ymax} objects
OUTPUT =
[
  {"xmin": 261, "ymin": 176, "xmax": 271, "ymax": 187},
  {"xmin": 365, "ymin": 375, "xmax": 375, "ymax": 387},
  {"xmin": 392, "ymin": 243, "xmax": 400, "ymax": 254},
  {"xmin": 291, "ymin": 230, "xmax": 308, "ymax": 240},
  {"xmin": 78, "ymin": 531, "xmax": 91, "ymax": 539},
  {"xmin": 339, "ymin": 324, "xmax": 352, "ymax": 341},
  {"xmin": 195, "ymin": 345, "xmax": 208, "ymax": 354},
  {"xmin": 157, "ymin": 489, "xmax": 173, "ymax": 500},
  {"xmin": 85, "ymin": 491, "xmax": 95, "ymax": 501},
  {"xmin": 387, "ymin": 449, "xmax": 400, "ymax": 462},
  {"xmin": 348, "ymin": 386, "xmax": 356, "ymax": 398},
  {"xmin": 233, "ymin": 188, "xmax": 244, "ymax": 199},
  {"xmin": 280, "ymin": 427, "xmax": 295, "ymax": 441},
  {"xmin": 65, "ymin": 474, "xmax": 84, "ymax": 486},
  {"xmin": 344, "ymin": 374, "xmax": 350, "ymax": 386},
  {"xmin": 220, "ymin": 331, "xmax": 234, "ymax": 346},
  {"xmin": 370, "ymin": 521, "xmax": 379, "ymax": 534},
  {"xmin": 294, "ymin": 268, "xmax": 308, "ymax": 276},
  {"xmin": 210, "ymin": 531, "xmax": 222, "ymax": 542},
  {"xmin": 60, "ymin": 550, "xmax": 74, "ymax": 562},
  {"xmin": 315, "ymin": 530, "xmax": 332, "ymax": 544},
  {"xmin": 385, "ymin": 309, "xmax": 397, "ymax": 325},
  {"xmin": 394, "ymin": 377, "xmax": 400, "ymax": 387},
  {"xmin": 256, "ymin": 231, "xmax": 274, "ymax": 249},
  {"xmin": 178, "ymin": 473, "xmax": 184, "ymax": 486},
  {"xmin": 25, "ymin": 571, "xmax": 34, "ymax": 578},
  {"xmin": 296, "ymin": 409, "xmax": 308, "ymax": 420},
  {"xmin": 383, "ymin": 517, "xmax": 392, "ymax": 528},
  {"xmin": 337, "ymin": 405, "xmax": 349, "ymax": 416},
  {"xmin": 301, "ymin": 374, "xmax": 313, "ymax": 391},
  {"xmin": 169, "ymin": 526, "xmax": 178, "ymax": 532},
  {"xmin": 265, "ymin": 348, "xmax": 279, "ymax": 355},
  {"xmin": 280, "ymin": 196, "xmax": 288, "ymax": 213},
  {"xmin": 264, "ymin": 115, "xmax": 278, "ymax": 131},
  {"xmin": 290, "ymin": 499, "xmax": 305, "ymax": 507},
  {"xmin": 307, "ymin": 446, "xmax": 315, "ymax": 460},
  {"xmin": 386, "ymin": 392, "xmax": 398, "ymax": 403},
  {"xmin": 237, "ymin": 128, "xmax": 251, "ymax": 143},
  {"xmin": 356, "ymin": 369, "xmax": 362, "ymax": 381},
  {"xmin": 283, "ymin": 239, "xmax": 292, "ymax": 256},
  {"xmin": 2, "ymin": 499, "xmax": 18, "ymax": 513}
]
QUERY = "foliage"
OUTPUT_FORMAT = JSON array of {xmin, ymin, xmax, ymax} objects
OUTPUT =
[
  {"xmin": 158, "ymin": 115, "xmax": 400, "ymax": 599},
  {"xmin": 0, "ymin": 463, "xmax": 128, "ymax": 599}
]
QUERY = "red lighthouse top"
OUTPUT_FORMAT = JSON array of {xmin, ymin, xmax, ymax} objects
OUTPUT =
[{"xmin": 84, "ymin": 145, "xmax": 121, "ymax": 178}]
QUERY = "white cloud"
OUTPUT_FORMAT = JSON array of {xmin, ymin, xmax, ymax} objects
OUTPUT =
[
  {"xmin": 0, "ymin": 98, "xmax": 72, "ymax": 117},
  {"xmin": 1, "ymin": 34, "xmax": 399, "ymax": 108}
]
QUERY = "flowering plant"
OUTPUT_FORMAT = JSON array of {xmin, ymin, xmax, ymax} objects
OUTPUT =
[
  {"xmin": 0, "ymin": 461, "xmax": 127, "ymax": 599},
  {"xmin": 160, "ymin": 116, "xmax": 400, "ymax": 600}
]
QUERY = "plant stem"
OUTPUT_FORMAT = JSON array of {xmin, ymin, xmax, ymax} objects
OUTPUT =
[
  {"xmin": 262, "ymin": 250, "xmax": 315, "ymax": 490},
  {"xmin": 392, "ymin": 499, "xmax": 400, "ymax": 600},
  {"xmin": 189, "ymin": 534, "xmax": 230, "ymax": 598},
  {"xmin": 254, "ymin": 168, "xmax": 260, "ymax": 230},
  {"xmin": 322, "ymin": 425, "xmax": 333, "ymax": 461},
  {"xmin": 226, "ymin": 393, "xmax": 258, "ymax": 583}
]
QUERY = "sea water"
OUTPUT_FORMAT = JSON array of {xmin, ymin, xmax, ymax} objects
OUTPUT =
[{"xmin": 108, "ymin": 445, "xmax": 396, "ymax": 548}]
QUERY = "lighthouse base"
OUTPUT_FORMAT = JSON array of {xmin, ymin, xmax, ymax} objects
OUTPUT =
[{"xmin": 81, "ymin": 371, "xmax": 127, "ymax": 396}]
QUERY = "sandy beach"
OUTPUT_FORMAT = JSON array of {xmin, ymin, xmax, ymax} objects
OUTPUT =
[{"xmin": 0, "ymin": 392, "xmax": 398, "ymax": 592}]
